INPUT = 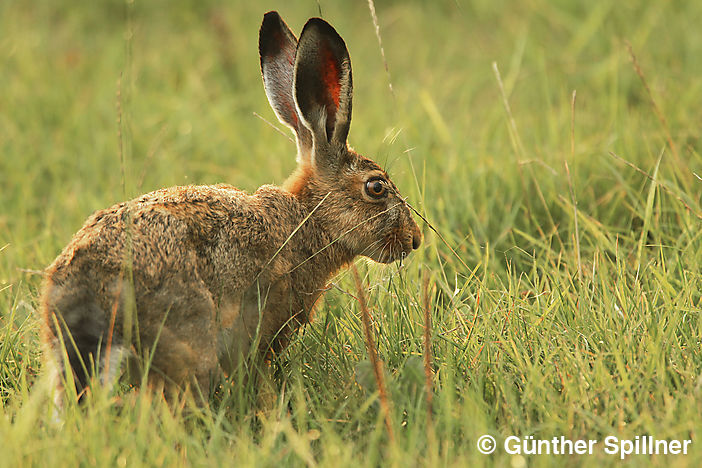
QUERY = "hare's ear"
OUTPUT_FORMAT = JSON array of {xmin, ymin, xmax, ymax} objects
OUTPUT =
[
  {"xmin": 294, "ymin": 18, "xmax": 352, "ymax": 152},
  {"xmin": 259, "ymin": 11, "xmax": 313, "ymax": 163}
]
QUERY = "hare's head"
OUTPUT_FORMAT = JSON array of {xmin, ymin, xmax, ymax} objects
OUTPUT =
[{"xmin": 259, "ymin": 12, "xmax": 421, "ymax": 264}]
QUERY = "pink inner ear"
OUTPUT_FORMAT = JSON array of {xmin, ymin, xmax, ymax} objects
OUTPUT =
[{"xmin": 320, "ymin": 44, "xmax": 341, "ymax": 108}]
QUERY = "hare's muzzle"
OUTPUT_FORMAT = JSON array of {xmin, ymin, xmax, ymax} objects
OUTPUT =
[
  {"xmin": 412, "ymin": 233, "xmax": 422, "ymax": 250},
  {"xmin": 409, "ymin": 220, "xmax": 422, "ymax": 251}
]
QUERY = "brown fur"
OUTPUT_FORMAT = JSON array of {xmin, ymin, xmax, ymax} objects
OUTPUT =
[{"xmin": 41, "ymin": 12, "xmax": 421, "ymax": 401}]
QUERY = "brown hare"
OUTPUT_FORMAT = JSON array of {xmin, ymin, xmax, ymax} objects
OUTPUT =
[{"xmin": 41, "ymin": 11, "xmax": 421, "ymax": 402}]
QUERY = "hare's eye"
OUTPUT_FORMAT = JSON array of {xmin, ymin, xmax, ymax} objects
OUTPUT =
[{"xmin": 365, "ymin": 179, "xmax": 387, "ymax": 199}]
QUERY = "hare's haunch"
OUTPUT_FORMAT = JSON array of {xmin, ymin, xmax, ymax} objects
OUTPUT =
[{"xmin": 41, "ymin": 11, "xmax": 421, "ymax": 401}]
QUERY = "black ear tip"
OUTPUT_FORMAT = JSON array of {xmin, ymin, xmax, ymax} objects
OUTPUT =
[
  {"xmin": 304, "ymin": 17, "xmax": 331, "ymax": 27},
  {"xmin": 300, "ymin": 17, "xmax": 343, "ymax": 42},
  {"xmin": 260, "ymin": 11, "xmax": 281, "ymax": 35},
  {"xmin": 260, "ymin": 11, "xmax": 297, "ymax": 60},
  {"xmin": 263, "ymin": 11, "xmax": 281, "ymax": 22},
  {"xmin": 260, "ymin": 11, "xmax": 287, "ymax": 37}
]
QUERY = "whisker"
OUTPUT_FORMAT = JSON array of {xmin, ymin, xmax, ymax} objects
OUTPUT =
[
  {"xmin": 391, "ymin": 188, "xmax": 473, "ymax": 272},
  {"xmin": 288, "ymin": 205, "xmax": 396, "ymax": 273}
]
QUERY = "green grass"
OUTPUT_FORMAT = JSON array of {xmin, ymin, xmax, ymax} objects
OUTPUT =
[{"xmin": 2, "ymin": 0, "xmax": 702, "ymax": 466}]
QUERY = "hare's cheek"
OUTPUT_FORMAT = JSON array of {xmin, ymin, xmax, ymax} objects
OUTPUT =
[
  {"xmin": 343, "ymin": 232, "xmax": 368, "ymax": 256},
  {"xmin": 337, "ymin": 205, "xmax": 360, "ymax": 232}
]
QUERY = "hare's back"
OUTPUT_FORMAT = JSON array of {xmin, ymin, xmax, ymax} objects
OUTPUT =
[
  {"xmin": 42, "ymin": 183, "xmax": 304, "ymax": 374},
  {"xmin": 46, "ymin": 183, "xmax": 306, "ymax": 298}
]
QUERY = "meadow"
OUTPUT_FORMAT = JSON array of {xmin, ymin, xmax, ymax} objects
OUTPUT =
[{"xmin": 1, "ymin": 0, "xmax": 701, "ymax": 466}]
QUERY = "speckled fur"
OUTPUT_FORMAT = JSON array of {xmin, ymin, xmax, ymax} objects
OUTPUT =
[{"xmin": 41, "ymin": 12, "xmax": 421, "ymax": 401}]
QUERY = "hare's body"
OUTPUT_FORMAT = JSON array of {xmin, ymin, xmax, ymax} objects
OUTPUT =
[
  {"xmin": 44, "ymin": 180, "xmax": 355, "ymax": 391},
  {"xmin": 42, "ymin": 12, "xmax": 421, "ymax": 401}
]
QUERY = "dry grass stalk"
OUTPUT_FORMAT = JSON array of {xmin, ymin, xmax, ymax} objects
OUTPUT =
[
  {"xmin": 421, "ymin": 271, "xmax": 434, "ymax": 427},
  {"xmin": 366, "ymin": 0, "xmax": 395, "ymax": 99},
  {"xmin": 566, "ymin": 90, "xmax": 582, "ymax": 287},
  {"xmin": 350, "ymin": 264, "xmax": 395, "ymax": 443}
]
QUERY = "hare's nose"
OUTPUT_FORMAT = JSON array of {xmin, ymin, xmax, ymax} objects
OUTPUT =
[{"xmin": 412, "ymin": 232, "xmax": 422, "ymax": 250}]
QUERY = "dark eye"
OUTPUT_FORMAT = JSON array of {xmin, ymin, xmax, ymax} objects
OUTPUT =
[{"xmin": 365, "ymin": 179, "xmax": 387, "ymax": 199}]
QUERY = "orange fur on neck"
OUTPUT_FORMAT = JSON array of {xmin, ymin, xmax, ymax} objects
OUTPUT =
[{"xmin": 283, "ymin": 164, "xmax": 315, "ymax": 197}]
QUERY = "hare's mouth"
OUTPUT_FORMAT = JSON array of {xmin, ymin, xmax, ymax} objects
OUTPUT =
[{"xmin": 369, "ymin": 233, "xmax": 414, "ymax": 264}]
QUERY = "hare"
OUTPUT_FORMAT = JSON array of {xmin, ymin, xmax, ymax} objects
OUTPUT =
[{"xmin": 41, "ymin": 11, "xmax": 421, "ymax": 402}]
